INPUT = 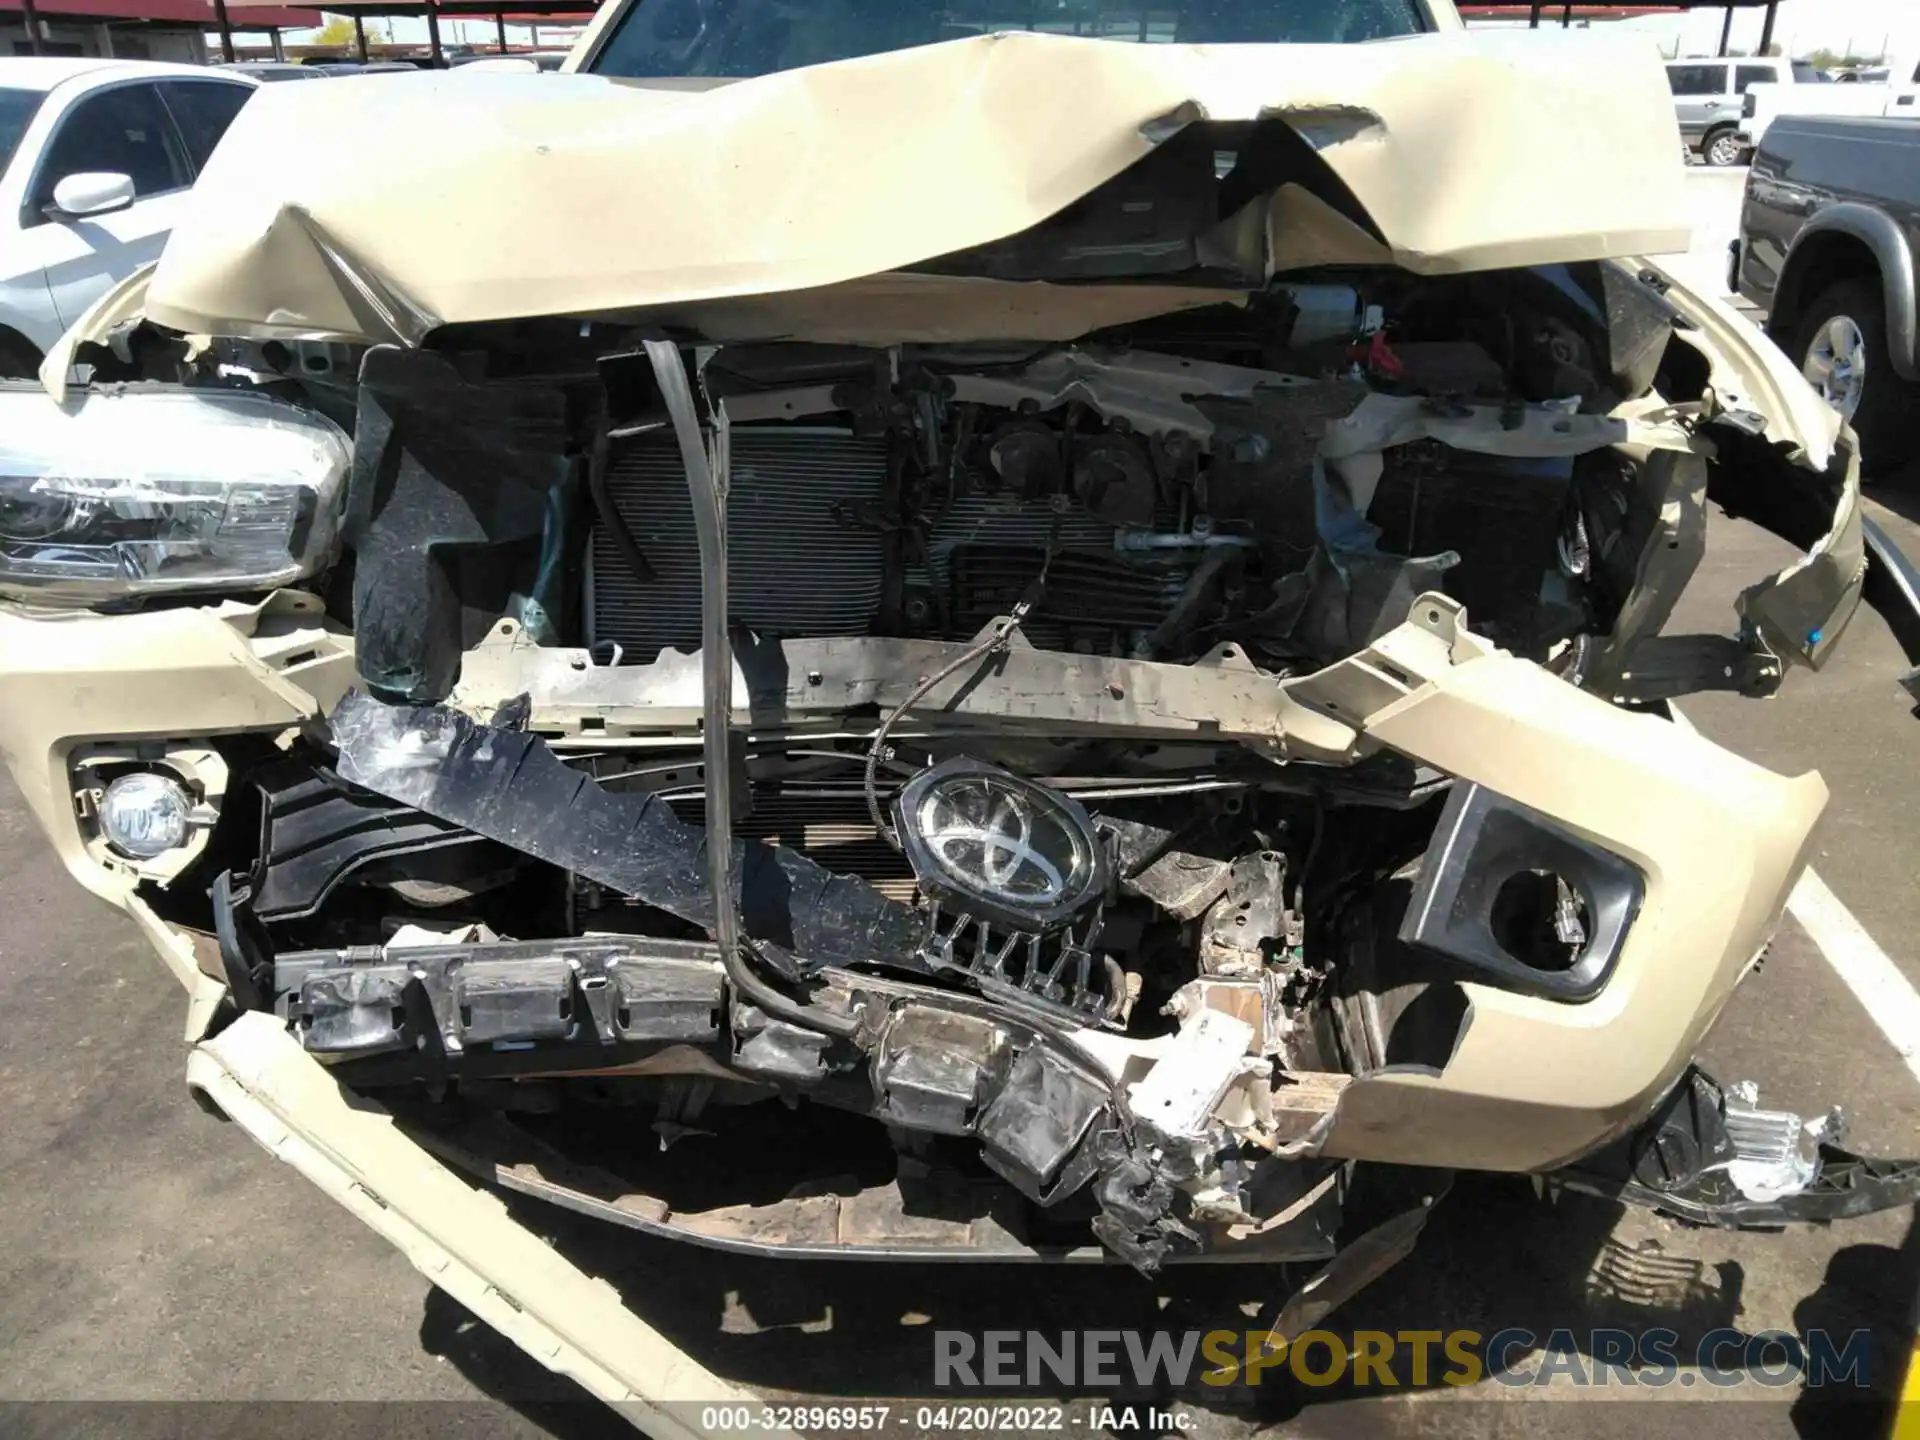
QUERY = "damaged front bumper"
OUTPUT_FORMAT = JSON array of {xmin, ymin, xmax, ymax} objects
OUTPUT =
[
  {"xmin": 186, "ymin": 1010, "xmax": 784, "ymax": 1437},
  {"xmin": 302, "ymin": 594, "xmax": 1828, "ymax": 1184},
  {"xmin": 9, "ymin": 565, "xmax": 1920, "ymax": 1425}
]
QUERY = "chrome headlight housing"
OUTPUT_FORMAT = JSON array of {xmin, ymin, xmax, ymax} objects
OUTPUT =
[{"xmin": 0, "ymin": 386, "xmax": 350, "ymax": 605}]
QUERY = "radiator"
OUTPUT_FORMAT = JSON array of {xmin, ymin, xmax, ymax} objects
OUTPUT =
[
  {"xmin": 590, "ymin": 427, "xmax": 889, "ymax": 660},
  {"xmin": 666, "ymin": 786, "xmax": 917, "ymax": 903}
]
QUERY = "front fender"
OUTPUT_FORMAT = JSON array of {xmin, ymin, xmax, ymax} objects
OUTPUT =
[{"xmin": 1643, "ymin": 261, "xmax": 1871, "ymax": 678}]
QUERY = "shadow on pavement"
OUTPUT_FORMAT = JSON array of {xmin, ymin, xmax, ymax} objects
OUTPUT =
[
  {"xmin": 1790, "ymin": 1203, "xmax": 1920, "ymax": 1439},
  {"xmin": 1240, "ymin": 1175, "xmax": 1743, "ymax": 1426},
  {"xmin": 421, "ymin": 1173, "xmax": 1763, "ymax": 1432}
]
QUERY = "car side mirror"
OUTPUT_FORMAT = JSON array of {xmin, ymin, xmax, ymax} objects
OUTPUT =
[{"xmin": 44, "ymin": 171, "xmax": 135, "ymax": 221}]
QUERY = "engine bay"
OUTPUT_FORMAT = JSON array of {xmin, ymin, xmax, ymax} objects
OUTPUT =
[
  {"xmin": 62, "ymin": 257, "xmax": 1868, "ymax": 1270},
  {"xmin": 577, "ymin": 270, "xmax": 1690, "ymax": 675}
]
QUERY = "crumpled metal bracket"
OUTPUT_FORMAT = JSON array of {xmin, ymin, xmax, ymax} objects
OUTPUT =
[{"xmin": 1556, "ymin": 1065, "xmax": 1920, "ymax": 1226}]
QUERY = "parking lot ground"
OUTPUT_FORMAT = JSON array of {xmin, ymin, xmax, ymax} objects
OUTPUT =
[
  {"xmin": 1660, "ymin": 165, "xmax": 1747, "ymax": 300},
  {"xmin": 2, "ymin": 170, "xmax": 1918, "ymax": 1439}
]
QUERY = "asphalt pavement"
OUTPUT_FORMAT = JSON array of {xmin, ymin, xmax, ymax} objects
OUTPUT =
[{"xmin": 1, "ymin": 169, "xmax": 1917, "ymax": 1440}]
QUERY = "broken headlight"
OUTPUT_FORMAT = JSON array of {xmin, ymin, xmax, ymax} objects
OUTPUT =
[{"xmin": 0, "ymin": 387, "xmax": 350, "ymax": 605}]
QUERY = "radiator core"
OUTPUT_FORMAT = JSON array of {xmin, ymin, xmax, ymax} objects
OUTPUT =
[{"xmin": 590, "ymin": 427, "xmax": 889, "ymax": 660}]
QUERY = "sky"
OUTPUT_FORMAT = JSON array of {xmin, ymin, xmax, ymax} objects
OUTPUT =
[
  {"xmin": 1611, "ymin": 0, "xmax": 1920, "ymax": 62},
  {"xmin": 248, "ymin": 0, "xmax": 1920, "ymax": 63}
]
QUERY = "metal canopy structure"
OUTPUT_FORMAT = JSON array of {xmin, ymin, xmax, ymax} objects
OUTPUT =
[
  {"xmin": 223, "ymin": 0, "xmax": 599, "ymax": 64},
  {"xmin": 1462, "ymin": 1, "xmax": 1786, "ymax": 58},
  {"xmin": 4, "ymin": 0, "xmax": 320, "ymax": 58}
]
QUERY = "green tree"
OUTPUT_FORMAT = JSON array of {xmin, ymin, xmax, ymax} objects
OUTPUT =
[
  {"xmin": 308, "ymin": 13, "xmax": 386, "ymax": 50},
  {"xmin": 310, "ymin": 13, "xmax": 354, "ymax": 46}
]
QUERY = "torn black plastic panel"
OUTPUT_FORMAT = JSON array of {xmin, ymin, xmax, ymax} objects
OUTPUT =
[
  {"xmin": 1398, "ymin": 782, "xmax": 1643, "ymax": 1003},
  {"xmin": 1560, "ymin": 1067, "xmax": 1920, "ymax": 1226},
  {"xmin": 1600, "ymin": 633, "xmax": 1785, "ymax": 703},
  {"xmin": 245, "ymin": 757, "xmax": 514, "ymax": 922},
  {"xmin": 329, "ymin": 691, "xmax": 925, "ymax": 970},
  {"xmin": 1597, "ymin": 262, "xmax": 1686, "ymax": 400},
  {"xmin": 343, "ymin": 347, "xmax": 573, "ymax": 703}
]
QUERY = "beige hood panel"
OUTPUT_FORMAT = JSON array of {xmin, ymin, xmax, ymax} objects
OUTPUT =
[{"xmin": 146, "ymin": 29, "xmax": 1689, "ymax": 345}]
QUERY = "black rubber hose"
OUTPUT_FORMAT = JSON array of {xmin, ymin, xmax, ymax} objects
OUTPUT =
[
  {"xmin": 587, "ymin": 413, "xmax": 656, "ymax": 584},
  {"xmin": 863, "ymin": 549, "xmax": 1054, "ymax": 848},
  {"xmin": 863, "ymin": 613, "xmax": 1027, "ymax": 850},
  {"xmin": 645, "ymin": 338, "xmax": 860, "ymax": 1043}
]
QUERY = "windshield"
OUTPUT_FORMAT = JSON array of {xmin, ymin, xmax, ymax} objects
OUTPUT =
[
  {"xmin": 0, "ymin": 88, "xmax": 45, "ymax": 183},
  {"xmin": 591, "ymin": 0, "xmax": 1430, "ymax": 78}
]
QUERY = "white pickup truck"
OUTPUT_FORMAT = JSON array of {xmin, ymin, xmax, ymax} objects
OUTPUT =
[{"xmin": 1741, "ymin": 57, "xmax": 1919, "ymax": 150}]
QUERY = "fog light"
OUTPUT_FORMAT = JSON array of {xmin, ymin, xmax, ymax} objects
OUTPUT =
[{"xmin": 99, "ymin": 772, "xmax": 194, "ymax": 859}]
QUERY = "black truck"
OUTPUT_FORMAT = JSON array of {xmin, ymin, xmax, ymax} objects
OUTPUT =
[{"xmin": 1735, "ymin": 115, "xmax": 1920, "ymax": 475}]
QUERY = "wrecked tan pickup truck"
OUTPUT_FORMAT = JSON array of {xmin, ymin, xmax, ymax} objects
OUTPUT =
[{"xmin": 5, "ymin": 0, "xmax": 1920, "ymax": 1422}]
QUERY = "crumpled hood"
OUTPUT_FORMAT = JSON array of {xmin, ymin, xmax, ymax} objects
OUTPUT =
[{"xmin": 145, "ymin": 28, "xmax": 1690, "ymax": 345}]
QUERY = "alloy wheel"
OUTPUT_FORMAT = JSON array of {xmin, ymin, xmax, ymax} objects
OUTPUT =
[{"xmin": 1802, "ymin": 314, "xmax": 1868, "ymax": 421}]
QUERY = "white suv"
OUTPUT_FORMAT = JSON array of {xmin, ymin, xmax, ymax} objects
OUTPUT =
[
  {"xmin": 1664, "ymin": 55, "xmax": 1824, "ymax": 166},
  {"xmin": 0, "ymin": 59, "xmax": 256, "ymax": 378}
]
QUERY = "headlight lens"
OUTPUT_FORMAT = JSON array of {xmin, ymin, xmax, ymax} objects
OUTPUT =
[
  {"xmin": 0, "ymin": 386, "xmax": 351, "ymax": 605},
  {"xmin": 99, "ymin": 772, "xmax": 194, "ymax": 859}
]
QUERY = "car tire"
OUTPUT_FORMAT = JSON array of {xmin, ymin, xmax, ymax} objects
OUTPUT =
[
  {"xmin": 0, "ymin": 334, "xmax": 40, "ymax": 380},
  {"xmin": 1792, "ymin": 278, "xmax": 1920, "ymax": 477},
  {"xmin": 1702, "ymin": 126, "xmax": 1745, "ymax": 167}
]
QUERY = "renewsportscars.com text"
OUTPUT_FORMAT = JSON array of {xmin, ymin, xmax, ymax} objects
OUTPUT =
[{"xmin": 932, "ymin": 1327, "xmax": 1875, "ymax": 1390}]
